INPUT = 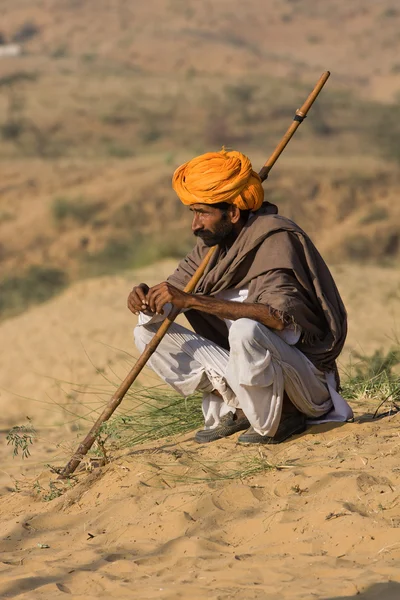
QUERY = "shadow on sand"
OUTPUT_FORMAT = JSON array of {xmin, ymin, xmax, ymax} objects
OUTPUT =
[{"xmin": 324, "ymin": 581, "xmax": 400, "ymax": 600}]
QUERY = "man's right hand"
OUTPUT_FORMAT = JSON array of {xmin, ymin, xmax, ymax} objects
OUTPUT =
[{"xmin": 127, "ymin": 283, "xmax": 151, "ymax": 315}]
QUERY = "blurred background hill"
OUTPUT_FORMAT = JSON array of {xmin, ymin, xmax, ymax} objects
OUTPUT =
[{"xmin": 0, "ymin": 0, "xmax": 400, "ymax": 319}]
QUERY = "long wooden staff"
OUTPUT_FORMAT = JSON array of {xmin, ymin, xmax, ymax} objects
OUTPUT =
[{"xmin": 60, "ymin": 70, "xmax": 330, "ymax": 478}]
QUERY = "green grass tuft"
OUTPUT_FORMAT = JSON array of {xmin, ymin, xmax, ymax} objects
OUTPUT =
[
  {"xmin": 342, "ymin": 346, "xmax": 400, "ymax": 416},
  {"xmin": 101, "ymin": 390, "xmax": 204, "ymax": 448}
]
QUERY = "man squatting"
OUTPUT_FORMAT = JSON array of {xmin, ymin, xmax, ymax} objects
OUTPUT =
[{"xmin": 128, "ymin": 150, "xmax": 353, "ymax": 444}]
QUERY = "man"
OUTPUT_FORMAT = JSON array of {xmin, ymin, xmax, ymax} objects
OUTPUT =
[{"xmin": 128, "ymin": 150, "xmax": 353, "ymax": 444}]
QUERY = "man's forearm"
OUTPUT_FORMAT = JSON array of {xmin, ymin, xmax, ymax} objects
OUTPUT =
[{"xmin": 185, "ymin": 294, "xmax": 285, "ymax": 331}]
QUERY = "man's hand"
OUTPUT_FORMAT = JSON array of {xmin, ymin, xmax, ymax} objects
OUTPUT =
[
  {"xmin": 145, "ymin": 282, "xmax": 190, "ymax": 314},
  {"xmin": 127, "ymin": 283, "xmax": 151, "ymax": 315}
]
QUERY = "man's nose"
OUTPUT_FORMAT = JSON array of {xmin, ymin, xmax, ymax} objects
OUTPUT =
[{"xmin": 191, "ymin": 213, "xmax": 202, "ymax": 232}]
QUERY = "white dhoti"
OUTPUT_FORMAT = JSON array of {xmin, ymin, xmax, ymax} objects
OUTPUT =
[{"xmin": 134, "ymin": 316, "xmax": 352, "ymax": 437}]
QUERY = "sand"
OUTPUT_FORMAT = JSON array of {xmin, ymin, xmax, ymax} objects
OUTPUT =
[
  {"xmin": 1, "ymin": 415, "xmax": 400, "ymax": 599},
  {"xmin": 0, "ymin": 261, "xmax": 400, "ymax": 599}
]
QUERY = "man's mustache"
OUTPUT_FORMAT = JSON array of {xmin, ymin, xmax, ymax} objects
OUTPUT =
[
  {"xmin": 194, "ymin": 229, "xmax": 220, "ymax": 246},
  {"xmin": 194, "ymin": 230, "xmax": 215, "ymax": 239}
]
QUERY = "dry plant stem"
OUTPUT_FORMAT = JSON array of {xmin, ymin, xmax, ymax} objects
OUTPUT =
[{"xmin": 60, "ymin": 71, "xmax": 331, "ymax": 478}]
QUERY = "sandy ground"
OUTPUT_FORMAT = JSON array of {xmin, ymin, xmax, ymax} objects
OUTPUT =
[
  {"xmin": 0, "ymin": 261, "xmax": 400, "ymax": 599},
  {"xmin": 1, "ymin": 414, "xmax": 400, "ymax": 599}
]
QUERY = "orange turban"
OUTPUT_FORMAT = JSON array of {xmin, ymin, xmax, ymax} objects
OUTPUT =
[{"xmin": 172, "ymin": 149, "xmax": 264, "ymax": 212}]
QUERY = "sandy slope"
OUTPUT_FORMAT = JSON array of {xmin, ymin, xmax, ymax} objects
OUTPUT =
[
  {"xmin": 1, "ymin": 413, "xmax": 400, "ymax": 599},
  {"xmin": 0, "ymin": 261, "xmax": 399, "ymax": 599}
]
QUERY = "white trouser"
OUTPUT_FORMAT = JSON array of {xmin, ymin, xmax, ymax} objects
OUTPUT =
[{"xmin": 134, "ymin": 318, "xmax": 334, "ymax": 437}]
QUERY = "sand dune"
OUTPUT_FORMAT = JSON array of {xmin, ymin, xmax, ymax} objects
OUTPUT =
[
  {"xmin": 0, "ymin": 260, "xmax": 399, "ymax": 598},
  {"xmin": 1, "ymin": 412, "xmax": 400, "ymax": 599}
]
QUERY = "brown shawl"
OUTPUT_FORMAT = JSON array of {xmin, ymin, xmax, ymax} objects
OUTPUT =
[{"xmin": 168, "ymin": 203, "xmax": 347, "ymax": 372}]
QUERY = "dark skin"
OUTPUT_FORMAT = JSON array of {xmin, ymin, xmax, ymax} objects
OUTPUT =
[{"xmin": 128, "ymin": 202, "xmax": 284, "ymax": 419}]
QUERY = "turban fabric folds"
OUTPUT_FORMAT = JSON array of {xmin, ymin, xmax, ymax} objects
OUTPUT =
[{"xmin": 172, "ymin": 149, "xmax": 264, "ymax": 212}]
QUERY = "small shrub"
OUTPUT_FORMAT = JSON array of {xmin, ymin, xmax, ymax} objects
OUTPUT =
[
  {"xmin": 0, "ymin": 210, "xmax": 14, "ymax": 223},
  {"xmin": 12, "ymin": 21, "xmax": 40, "ymax": 43},
  {"xmin": 225, "ymin": 83, "xmax": 257, "ymax": 106},
  {"xmin": 369, "ymin": 102, "xmax": 400, "ymax": 163},
  {"xmin": 359, "ymin": 206, "xmax": 389, "ymax": 225},
  {"xmin": 81, "ymin": 53, "xmax": 96, "ymax": 63},
  {"xmin": 382, "ymin": 7, "xmax": 399, "ymax": 18},
  {"xmin": 6, "ymin": 421, "xmax": 36, "ymax": 458},
  {"xmin": 105, "ymin": 143, "xmax": 134, "ymax": 158},
  {"xmin": 111, "ymin": 203, "xmax": 150, "ymax": 229},
  {"xmin": 307, "ymin": 35, "xmax": 322, "ymax": 44},
  {"xmin": 1, "ymin": 120, "xmax": 24, "ymax": 140},
  {"xmin": 309, "ymin": 104, "xmax": 333, "ymax": 136},
  {"xmin": 51, "ymin": 45, "xmax": 69, "ymax": 59},
  {"xmin": 0, "ymin": 265, "xmax": 68, "ymax": 318},
  {"xmin": 139, "ymin": 124, "xmax": 162, "ymax": 144},
  {"xmin": 83, "ymin": 238, "xmax": 138, "ymax": 276},
  {"xmin": 52, "ymin": 196, "xmax": 103, "ymax": 225},
  {"xmin": 343, "ymin": 234, "xmax": 371, "ymax": 261},
  {"xmin": 0, "ymin": 72, "xmax": 37, "ymax": 88},
  {"xmin": 82, "ymin": 231, "xmax": 193, "ymax": 277}
]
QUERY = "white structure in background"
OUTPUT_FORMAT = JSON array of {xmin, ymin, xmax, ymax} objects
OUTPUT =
[{"xmin": 0, "ymin": 44, "xmax": 21, "ymax": 58}]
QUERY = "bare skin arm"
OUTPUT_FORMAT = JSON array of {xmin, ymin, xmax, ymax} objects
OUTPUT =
[{"xmin": 142, "ymin": 281, "xmax": 285, "ymax": 331}]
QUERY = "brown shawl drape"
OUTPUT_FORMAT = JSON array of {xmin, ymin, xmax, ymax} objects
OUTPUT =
[{"xmin": 167, "ymin": 203, "xmax": 347, "ymax": 372}]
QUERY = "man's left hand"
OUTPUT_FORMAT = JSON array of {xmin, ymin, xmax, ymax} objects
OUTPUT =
[{"xmin": 145, "ymin": 282, "xmax": 190, "ymax": 314}]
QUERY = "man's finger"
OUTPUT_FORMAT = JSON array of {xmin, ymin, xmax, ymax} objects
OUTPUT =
[
  {"xmin": 136, "ymin": 288, "xmax": 146, "ymax": 303},
  {"xmin": 128, "ymin": 295, "xmax": 141, "ymax": 315},
  {"xmin": 128, "ymin": 289, "xmax": 151, "ymax": 314},
  {"xmin": 146, "ymin": 288, "xmax": 159, "ymax": 313},
  {"xmin": 129, "ymin": 292, "xmax": 143, "ymax": 309},
  {"xmin": 145, "ymin": 284, "xmax": 160, "ymax": 302},
  {"xmin": 155, "ymin": 293, "xmax": 168, "ymax": 314}
]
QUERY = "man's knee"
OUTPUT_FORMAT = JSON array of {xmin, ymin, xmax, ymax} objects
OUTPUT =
[
  {"xmin": 133, "ymin": 325, "xmax": 152, "ymax": 352},
  {"xmin": 228, "ymin": 318, "xmax": 261, "ymax": 347}
]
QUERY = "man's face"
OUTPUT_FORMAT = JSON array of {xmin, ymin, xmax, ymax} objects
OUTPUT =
[{"xmin": 190, "ymin": 204, "xmax": 235, "ymax": 246}]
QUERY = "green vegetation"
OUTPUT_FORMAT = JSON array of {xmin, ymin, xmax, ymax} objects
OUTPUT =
[
  {"xmin": 0, "ymin": 72, "xmax": 38, "ymax": 88},
  {"xmin": 81, "ymin": 232, "xmax": 192, "ymax": 277},
  {"xmin": 0, "ymin": 265, "xmax": 68, "ymax": 319},
  {"xmin": 6, "ymin": 421, "xmax": 36, "ymax": 458},
  {"xmin": 370, "ymin": 100, "xmax": 400, "ymax": 163},
  {"xmin": 105, "ymin": 143, "xmax": 134, "ymax": 158},
  {"xmin": 100, "ymin": 346, "xmax": 400, "ymax": 457},
  {"xmin": 95, "ymin": 389, "xmax": 283, "ymax": 483},
  {"xmin": 12, "ymin": 20, "xmax": 40, "ymax": 43},
  {"xmin": 0, "ymin": 64, "xmax": 395, "ymax": 162},
  {"xmin": 52, "ymin": 196, "xmax": 103, "ymax": 225},
  {"xmin": 359, "ymin": 206, "xmax": 389, "ymax": 225},
  {"xmin": 342, "ymin": 346, "xmax": 400, "ymax": 416},
  {"xmin": 101, "ymin": 391, "xmax": 204, "ymax": 449}
]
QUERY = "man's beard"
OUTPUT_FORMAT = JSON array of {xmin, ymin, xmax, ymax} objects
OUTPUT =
[{"xmin": 194, "ymin": 217, "xmax": 234, "ymax": 247}]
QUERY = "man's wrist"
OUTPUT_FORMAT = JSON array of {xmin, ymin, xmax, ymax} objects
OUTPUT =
[
  {"xmin": 182, "ymin": 292, "xmax": 197, "ymax": 310},
  {"xmin": 184, "ymin": 294, "xmax": 211, "ymax": 311}
]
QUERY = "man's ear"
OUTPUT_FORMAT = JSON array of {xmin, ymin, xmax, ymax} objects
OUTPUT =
[{"xmin": 229, "ymin": 204, "xmax": 241, "ymax": 224}]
